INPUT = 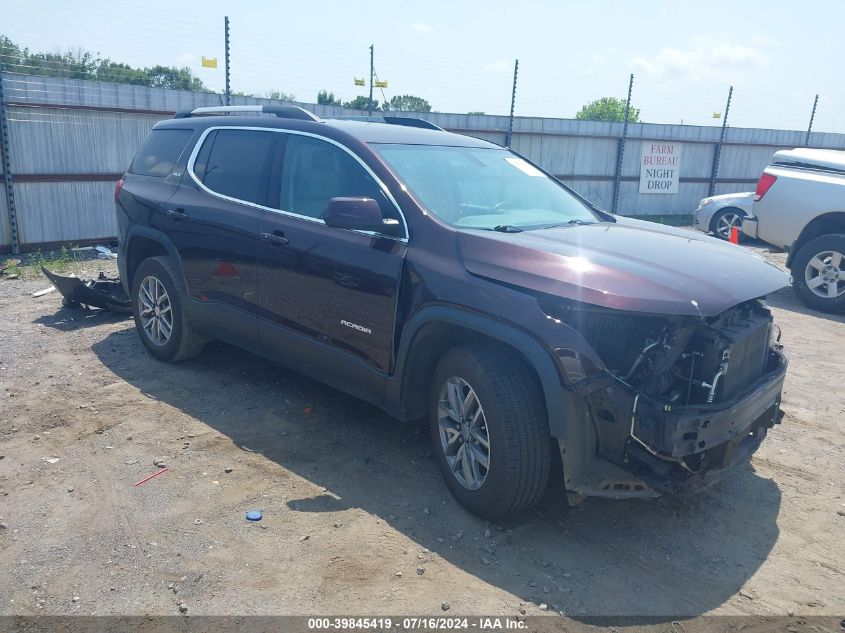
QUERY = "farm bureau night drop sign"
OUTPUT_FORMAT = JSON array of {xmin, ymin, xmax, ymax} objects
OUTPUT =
[{"xmin": 639, "ymin": 142, "xmax": 681, "ymax": 194}]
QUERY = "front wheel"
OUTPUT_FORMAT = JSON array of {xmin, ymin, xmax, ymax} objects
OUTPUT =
[
  {"xmin": 430, "ymin": 343, "xmax": 551, "ymax": 518},
  {"xmin": 710, "ymin": 207, "xmax": 745, "ymax": 240},
  {"xmin": 791, "ymin": 234, "xmax": 845, "ymax": 314},
  {"xmin": 131, "ymin": 256, "xmax": 206, "ymax": 361}
]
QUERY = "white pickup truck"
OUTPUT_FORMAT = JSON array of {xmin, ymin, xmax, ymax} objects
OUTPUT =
[{"xmin": 743, "ymin": 148, "xmax": 845, "ymax": 313}]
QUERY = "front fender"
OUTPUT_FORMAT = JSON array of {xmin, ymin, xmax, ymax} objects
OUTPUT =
[{"xmin": 388, "ymin": 305, "xmax": 594, "ymax": 492}]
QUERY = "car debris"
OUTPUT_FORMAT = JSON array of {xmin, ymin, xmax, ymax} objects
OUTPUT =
[
  {"xmin": 32, "ymin": 286, "xmax": 56, "ymax": 298},
  {"xmin": 132, "ymin": 467, "xmax": 169, "ymax": 487},
  {"xmin": 95, "ymin": 245, "xmax": 118, "ymax": 260},
  {"xmin": 41, "ymin": 267, "xmax": 131, "ymax": 312}
]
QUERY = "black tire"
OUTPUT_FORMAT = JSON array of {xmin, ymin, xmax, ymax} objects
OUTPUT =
[
  {"xmin": 429, "ymin": 343, "xmax": 551, "ymax": 518},
  {"xmin": 710, "ymin": 207, "xmax": 746, "ymax": 241},
  {"xmin": 791, "ymin": 234, "xmax": 845, "ymax": 314},
  {"xmin": 131, "ymin": 256, "xmax": 206, "ymax": 361}
]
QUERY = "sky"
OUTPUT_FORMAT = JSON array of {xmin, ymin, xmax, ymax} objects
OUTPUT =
[{"xmin": 3, "ymin": 0, "xmax": 844, "ymax": 132}]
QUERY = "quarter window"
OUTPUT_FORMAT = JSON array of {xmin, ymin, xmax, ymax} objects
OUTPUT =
[
  {"xmin": 129, "ymin": 129, "xmax": 192, "ymax": 177},
  {"xmin": 196, "ymin": 129, "xmax": 275, "ymax": 205}
]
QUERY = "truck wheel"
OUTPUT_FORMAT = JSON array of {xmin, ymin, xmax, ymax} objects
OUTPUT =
[
  {"xmin": 131, "ymin": 256, "xmax": 206, "ymax": 361},
  {"xmin": 791, "ymin": 234, "xmax": 845, "ymax": 314},
  {"xmin": 430, "ymin": 343, "xmax": 551, "ymax": 518},
  {"xmin": 710, "ymin": 207, "xmax": 745, "ymax": 240}
]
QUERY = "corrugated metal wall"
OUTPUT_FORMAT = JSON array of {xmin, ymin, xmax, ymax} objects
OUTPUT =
[{"xmin": 3, "ymin": 72, "xmax": 845, "ymax": 251}]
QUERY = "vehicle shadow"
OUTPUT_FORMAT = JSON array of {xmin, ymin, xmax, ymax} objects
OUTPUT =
[
  {"xmin": 766, "ymin": 285, "xmax": 845, "ymax": 324},
  {"xmin": 91, "ymin": 334, "xmax": 781, "ymax": 618},
  {"xmin": 34, "ymin": 305, "xmax": 131, "ymax": 331}
]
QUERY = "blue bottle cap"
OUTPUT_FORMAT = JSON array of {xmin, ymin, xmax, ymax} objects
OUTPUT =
[{"xmin": 245, "ymin": 510, "xmax": 263, "ymax": 521}]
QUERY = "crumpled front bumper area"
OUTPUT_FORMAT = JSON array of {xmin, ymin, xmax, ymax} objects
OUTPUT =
[
  {"xmin": 626, "ymin": 348, "xmax": 787, "ymax": 495},
  {"xmin": 571, "ymin": 349, "xmax": 787, "ymax": 501}
]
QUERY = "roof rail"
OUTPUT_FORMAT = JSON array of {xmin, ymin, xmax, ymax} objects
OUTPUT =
[
  {"xmin": 327, "ymin": 115, "xmax": 444, "ymax": 131},
  {"xmin": 173, "ymin": 105, "xmax": 321, "ymax": 121}
]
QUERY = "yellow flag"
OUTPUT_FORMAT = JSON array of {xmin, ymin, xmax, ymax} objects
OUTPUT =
[
  {"xmin": 374, "ymin": 79, "xmax": 388, "ymax": 88},
  {"xmin": 202, "ymin": 56, "xmax": 218, "ymax": 69},
  {"xmin": 712, "ymin": 112, "xmax": 722, "ymax": 119},
  {"xmin": 354, "ymin": 77, "xmax": 365, "ymax": 86}
]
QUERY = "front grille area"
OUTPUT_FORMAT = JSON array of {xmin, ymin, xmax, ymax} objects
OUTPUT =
[{"xmin": 691, "ymin": 304, "xmax": 772, "ymax": 403}]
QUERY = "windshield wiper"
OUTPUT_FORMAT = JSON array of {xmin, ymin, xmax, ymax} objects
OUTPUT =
[
  {"xmin": 542, "ymin": 219, "xmax": 595, "ymax": 229},
  {"xmin": 491, "ymin": 224, "xmax": 523, "ymax": 233}
]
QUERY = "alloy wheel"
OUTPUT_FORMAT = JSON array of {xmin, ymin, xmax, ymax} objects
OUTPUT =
[
  {"xmin": 138, "ymin": 275, "xmax": 173, "ymax": 346},
  {"xmin": 804, "ymin": 249, "xmax": 845, "ymax": 299},
  {"xmin": 715, "ymin": 211, "xmax": 743, "ymax": 240},
  {"xmin": 437, "ymin": 376, "xmax": 491, "ymax": 490}
]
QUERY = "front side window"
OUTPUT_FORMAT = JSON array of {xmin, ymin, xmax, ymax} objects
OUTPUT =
[
  {"xmin": 280, "ymin": 134, "xmax": 399, "ymax": 228},
  {"xmin": 129, "ymin": 128, "xmax": 192, "ymax": 177},
  {"xmin": 196, "ymin": 129, "xmax": 275, "ymax": 205},
  {"xmin": 373, "ymin": 144, "xmax": 600, "ymax": 231}
]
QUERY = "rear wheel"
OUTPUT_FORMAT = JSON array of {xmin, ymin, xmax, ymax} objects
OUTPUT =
[
  {"xmin": 131, "ymin": 256, "xmax": 206, "ymax": 361},
  {"xmin": 710, "ymin": 207, "xmax": 745, "ymax": 240},
  {"xmin": 430, "ymin": 343, "xmax": 551, "ymax": 518},
  {"xmin": 791, "ymin": 234, "xmax": 845, "ymax": 314}
]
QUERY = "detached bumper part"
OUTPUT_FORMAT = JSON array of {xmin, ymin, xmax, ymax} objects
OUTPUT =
[
  {"xmin": 42, "ymin": 267, "xmax": 132, "ymax": 312},
  {"xmin": 742, "ymin": 216, "xmax": 759, "ymax": 239}
]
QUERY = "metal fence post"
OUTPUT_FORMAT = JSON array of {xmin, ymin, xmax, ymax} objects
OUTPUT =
[
  {"xmin": 708, "ymin": 85, "xmax": 733, "ymax": 197},
  {"xmin": 0, "ymin": 74, "xmax": 20, "ymax": 255},
  {"xmin": 612, "ymin": 73, "xmax": 634, "ymax": 213},
  {"xmin": 224, "ymin": 16, "xmax": 231, "ymax": 106},
  {"xmin": 368, "ymin": 44, "xmax": 375, "ymax": 116},
  {"xmin": 505, "ymin": 59, "xmax": 518, "ymax": 148},
  {"xmin": 805, "ymin": 94, "xmax": 819, "ymax": 147}
]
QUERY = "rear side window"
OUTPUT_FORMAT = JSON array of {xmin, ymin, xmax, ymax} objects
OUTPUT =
[
  {"xmin": 195, "ymin": 129, "xmax": 275, "ymax": 205},
  {"xmin": 129, "ymin": 129, "xmax": 192, "ymax": 177}
]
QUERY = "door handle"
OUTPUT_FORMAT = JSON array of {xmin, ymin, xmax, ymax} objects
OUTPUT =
[
  {"xmin": 166, "ymin": 207, "xmax": 189, "ymax": 220},
  {"xmin": 260, "ymin": 231, "xmax": 289, "ymax": 246}
]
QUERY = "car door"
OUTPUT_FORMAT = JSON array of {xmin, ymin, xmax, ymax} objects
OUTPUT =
[
  {"xmin": 256, "ymin": 132, "xmax": 407, "ymax": 385},
  {"xmin": 162, "ymin": 127, "xmax": 276, "ymax": 347}
]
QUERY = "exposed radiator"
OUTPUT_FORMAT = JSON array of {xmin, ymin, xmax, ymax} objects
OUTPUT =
[{"xmin": 692, "ymin": 306, "xmax": 772, "ymax": 403}]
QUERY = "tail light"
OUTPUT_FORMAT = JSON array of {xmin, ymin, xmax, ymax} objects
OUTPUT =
[
  {"xmin": 114, "ymin": 177, "xmax": 125, "ymax": 203},
  {"xmin": 754, "ymin": 173, "xmax": 777, "ymax": 201}
]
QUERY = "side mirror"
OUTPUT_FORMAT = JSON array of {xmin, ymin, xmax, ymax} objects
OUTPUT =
[{"xmin": 325, "ymin": 197, "xmax": 394, "ymax": 232}]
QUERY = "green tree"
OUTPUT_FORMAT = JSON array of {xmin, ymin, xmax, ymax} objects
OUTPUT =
[
  {"xmin": 343, "ymin": 95, "xmax": 379, "ymax": 111},
  {"xmin": 575, "ymin": 97, "xmax": 640, "ymax": 123},
  {"xmin": 317, "ymin": 90, "xmax": 341, "ymax": 106},
  {"xmin": 385, "ymin": 94, "xmax": 432, "ymax": 112},
  {"xmin": 266, "ymin": 90, "xmax": 297, "ymax": 101},
  {"xmin": 0, "ymin": 36, "xmax": 207, "ymax": 91},
  {"xmin": 144, "ymin": 65, "xmax": 205, "ymax": 90}
]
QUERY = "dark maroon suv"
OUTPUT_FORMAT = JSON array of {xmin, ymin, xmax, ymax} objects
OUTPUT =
[{"xmin": 116, "ymin": 105, "xmax": 789, "ymax": 518}]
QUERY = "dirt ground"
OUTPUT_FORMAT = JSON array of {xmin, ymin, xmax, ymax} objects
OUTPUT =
[{"xmin": 0, "ymin": 243, "xmax": 843, "ymax": 620}]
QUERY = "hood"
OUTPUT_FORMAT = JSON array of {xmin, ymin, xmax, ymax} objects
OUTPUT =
[
  {"xmin": 457, "ymin": 217, "xmax": 790, "ymax": 317},
  {"xmin": 706, "ymin": 191, "xmax": 754, "ymax": 204}
]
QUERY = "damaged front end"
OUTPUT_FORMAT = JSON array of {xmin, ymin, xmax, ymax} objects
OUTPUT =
[{"xmin": 544, "ymin": 297, "xmax": 787, "ymax": 500}]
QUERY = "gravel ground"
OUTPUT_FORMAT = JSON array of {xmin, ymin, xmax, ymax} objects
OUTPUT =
[{"xmin": 0, "ymin": 244, "xmax": 842, "ymax": 620}]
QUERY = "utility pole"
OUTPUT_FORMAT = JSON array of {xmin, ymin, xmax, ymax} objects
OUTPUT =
[
  {"xmin": 368, "ymin": 44, "xmax": 374, "ymax": 116},
  {"xmin": 506, "ymin": 59, "xmax": 519, "ymax": 148},
  {"xmin": 0, "ymin": 75, "xmax": 19, "ymax": 255},
  {"xmin": 805, "ymin": 94, "xmax": 819, "ymax": 146},
  {"xmin": 224, "ymin": 16, "xmax": 231, "ymax": 106},
  {"xmin": 612, "ymin": 73, "xmax": 635, "ymax": 213},
  {"xmin": 708, "ymin": 85, "xmax": 733, "ymax": 197}
]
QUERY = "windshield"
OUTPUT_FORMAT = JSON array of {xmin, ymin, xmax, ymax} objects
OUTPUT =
[{"xmin": 373, "ymin": 144, "xmax": 601, "ymax": 230}]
